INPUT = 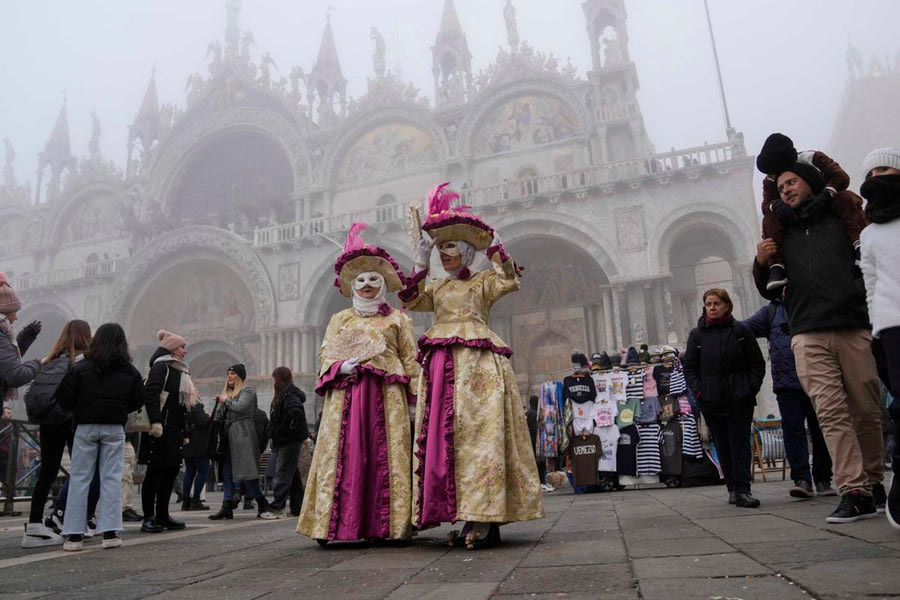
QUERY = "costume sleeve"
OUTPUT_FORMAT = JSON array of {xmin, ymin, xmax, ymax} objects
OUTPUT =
[
  {"xmin": 483, "ymin": 244, "xmax": 520, "ymax": 304},
  {"xmin": 398, "ymin": 267, "xmax": 434, "ymax": 312},
  {"xmin": 811, "ymin": 151, "xmax": 850, "ymax": 193},
  {"xmin": 860, "ymin": 234, "xmax": 877, "ymax": 325},
  {"xmin": 317, "ymin": 313, "xmax": 344, "ymax": 377},
  {"xmin": 396, "ymin": 314, "xmax": 420, "ymax": 403}
]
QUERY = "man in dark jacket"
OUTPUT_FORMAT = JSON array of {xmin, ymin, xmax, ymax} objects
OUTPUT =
[
  {"xmin": 752, "ymin": 158, "xmax": 884, "ymax": 523},
  {"xmin": 259, "ymin": 372, "xmax": 308, "ymax": 520},
  {"xmin": 744, "ymin": 297, "xmax": 835, "ymax": 498}
]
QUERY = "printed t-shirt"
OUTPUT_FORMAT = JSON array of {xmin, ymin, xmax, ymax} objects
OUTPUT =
[
  {"xmin": 595, "ymin": 424, "xmax": 621, "ymax": 472},
  {"xmin": 572, "ymin": 400, "xmax": 596, "ymax": 435},
  {"xmin": 636, "ymin": 396, "xmax": 661, "ymax": 424},
  {"xmin": 615, "ymin": 396, "xmax": 641, "ymax": 428},
  {"xmin": 607, "ymin": 371, "xmax": 628, "ymax": 404},
  {"xmin": 571, "ymin": 434, "xmax": 600, "ymax": 487},
  {"xmin": 660, "ymin": 420, "xmax": 683, "ymax": 475},
  {"xmin": 616, "ymin": 424, "xmax": 639, "ymax": 476},
  {"xmin": 592, "ymin": 397, "xmax": 618, "ymax": 427}
]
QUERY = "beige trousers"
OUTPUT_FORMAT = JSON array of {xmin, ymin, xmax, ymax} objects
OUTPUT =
[
  {"xmin": 121, "ymin": 440, "xmax": 135, "ymax": 510},
  {"xmin": 792, "ymin": 328, "xmax": 884, "ymax": 495}
]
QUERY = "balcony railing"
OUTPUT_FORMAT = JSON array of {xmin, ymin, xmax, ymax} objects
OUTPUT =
[
  {"xmin": 13, "ymin": 257, "xmax": 130, "ymax": 292},
  {"xmin": 254, "ymin": 140, "xmax": 743, "ymax": 248}
]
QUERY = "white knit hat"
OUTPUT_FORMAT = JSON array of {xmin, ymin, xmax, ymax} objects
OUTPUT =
[{"xmin": 862, "ymin": 147, "xmax": 900, "ymax": 178}]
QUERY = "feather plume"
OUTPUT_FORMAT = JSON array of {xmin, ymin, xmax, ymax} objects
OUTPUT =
[
  {"xmin": 427, "ymin": 181, "xmax": 459, "ymax": 215},
  {"xmin": 343, "ymin": 222, "xmax": 368, "ymax": 252}
]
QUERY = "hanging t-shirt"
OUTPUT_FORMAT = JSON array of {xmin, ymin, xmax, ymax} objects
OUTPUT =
[
  {"xmin": 607, "ymin": 371, "xmax": 628, "ymax": 404},
  {"xmin": 636, "ymin": 423, "xmax": 662, "ymax": 475},
  {"xmin": 595, "ymin": 424, "xmax": 621, "ymax": 472},
  {"xmin": 643, "ymin": 365, "xmax": 659, "ymax": 398},
  {"xmin": 653, "ymin": 365, "xmax": 674, "ymax": 397},
  {"xmin": 679, "ymin": 414, "xmax": 704, "ymax": 458},
  {"xmin": 635, "ymin": 396, "xmax": 661, "ymax": 424},
  {"xmin": 615, "ymin": 395, "xmax": 641, "ymax": 428},
  {"xmin": 658, "ymin": 395, "xmax": 679, "ymax": 423},
  {"xmin": 571, "ymin": 400, "xmax": 596, "ymax": 435},
  {"xmin": 626, "ymin": 369, "xmax": 644, "ymax": 404},
  {"xmin": 563, "ymin": 374, "xmax": 597, "ymax": 405},
  {"xmin": 677, "ymin": 396, "xmax": 693, "ymax": 415},
  {"xmin": 659, "ymin": 419, "xmax": 683, "ymax": 475},
  {"xmin": 591, "ymin": 372, "xmax": 610, "ymax": 404},
  {"xmin": 616, "ymin": 424, "xmax": 639, "ymax": 476},
  {"xmin": 669, "ymin": 367, "xmax": 688, "ymax": 396},
  {"xmin": 571, "ymin": 434, "xmax": 600, "ymax": 487},
  {"xmin": 592, "ymin": 396, "xmax": 618, "ymax": 427}
]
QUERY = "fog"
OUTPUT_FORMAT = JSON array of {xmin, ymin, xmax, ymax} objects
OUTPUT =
[{"xmin": 1, "ymin": 0, "xmax": 898, "ymax": 188}]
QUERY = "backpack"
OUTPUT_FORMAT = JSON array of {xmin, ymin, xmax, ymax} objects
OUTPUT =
[
  {"xmin": 24, "ymin": 355, "xmax": 72, "ymax": 425},
  {"xmin": 253, "ymin": 407, "xmax": 270, "ymax": 453}
]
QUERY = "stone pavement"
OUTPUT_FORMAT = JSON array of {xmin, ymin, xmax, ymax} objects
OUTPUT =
[{"xmin": 0, "ymin": 477, "xmax": 898, "ymax": 600}]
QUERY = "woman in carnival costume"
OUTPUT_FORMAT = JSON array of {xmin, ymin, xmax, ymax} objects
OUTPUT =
[
  {"xmin": 400, "ymin": 182, "xmax": 544, "ymax": 550},
  {"xmin": 297, "ymin": 223, "xmax": 420, "ymax": 544}
]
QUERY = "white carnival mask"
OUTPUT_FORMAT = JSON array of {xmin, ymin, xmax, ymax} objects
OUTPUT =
[
  {"xmin": 437, "ymin": 241, "xmax": 461, "ymax": 257},
  {"xmin": 353, "ymin": 271, "xmax": 385, "ymax": 292}
]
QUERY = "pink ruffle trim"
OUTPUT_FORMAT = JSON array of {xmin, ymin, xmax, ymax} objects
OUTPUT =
[
  {"xmin": 422, "ymin": 213, "xmax": 494, "ymax": 237},
  {"xmin": 398, "ymin": 267, "xmax": 428, "ymax": 303},
  {"xmin": 486, "ymin": 244, "xmax": 510, "ymax": 263},
  {"xmin": 315, "ymin": 361, "xmax": 411, "ymax": 397},
  {"xmin": 332, "ymin": 246, "xmax": 409, "ymax": 291},
  {"xmin": 415, "ymin": 335, "xmax": 513, "ymax": 364}
]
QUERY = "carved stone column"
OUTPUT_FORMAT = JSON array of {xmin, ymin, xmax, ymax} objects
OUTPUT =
[
  {"xmin": 582, "ymin": 304, "xmax": 596, "ymax": 353},
  {"xmin": 611, "ymin": 286, "xmax": 623, "ymax": 350},
  {"xmin": 615, "ymin": 283, "xmax": 629, "ymax": 348},
  {"xmin": 644, "ymin": 282, "xmax": 659, "ymax": 344},
  {"xmin": 301, "ymin": 327, "xmax": 314, "ymax": 374},
  {"xmin": 292, "ymin": 329, "xmax": 301, "ymax": 372},
  {"xmin": 661, "ymin": 279, "xmax": 677, "ymax": 344},
  {"xmin": 602, "ymin": 289, "xmax": 615, "ymax": 349}
]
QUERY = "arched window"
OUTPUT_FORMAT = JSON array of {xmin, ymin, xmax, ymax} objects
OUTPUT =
[{"xmin": 518, "ymin": 168, "xmax": 539, "ymax": 197}]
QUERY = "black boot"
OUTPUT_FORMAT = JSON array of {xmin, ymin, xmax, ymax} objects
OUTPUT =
[
  {"xmin": 209, "ymin": 502, "xmax": 234, "ymax": 520},
  {"xmin": 735, "ymin": 492, "xmax": 761, "ymax": 508},
  {"xmin": 243, "ymin": 497, "xmax": 255, "ymax": 510},
  {"xmin": 191, "ymin": 499, "xmax": 210, "ymax": 511},
  {"xmin": 256, "ymin": 496, "xmax": 271, "ymax": 518},
  {"xmin": 140, "ymin": 517, "xmax": 163, "ymax": 533},
  {"xmin": 159, "ymin": 515, "xmax": 186, "ymax": 530},
  {"xmin": 766, "ymin": 264, "xmax": 788, "ymax": 291},
  {"xmin": 181, "ymin": 498, "xmax": 191, "ymax": 512}
]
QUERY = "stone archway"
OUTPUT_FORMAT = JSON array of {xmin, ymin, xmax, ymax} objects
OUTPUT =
[{"xmin": 15, "ymin": 301, "xmax": 76, "ymax": 361}]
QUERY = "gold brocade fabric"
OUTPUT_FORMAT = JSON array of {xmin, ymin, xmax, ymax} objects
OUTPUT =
[
  {"xmin": 403, "ymin": 259, "xmax": 545, "ymax": 524},
  {"xmin": 296, "ymin": 309, "xmax": 419, "ymax": 540}
]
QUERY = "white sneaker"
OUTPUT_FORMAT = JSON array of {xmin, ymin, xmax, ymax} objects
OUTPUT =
[
  {"xmin": 21, "ymin": 523, "xmax": 63, "ymax": 548},
  {"xmin": 258, "ymin": 509, "xmax": 283, "ymax": 520},
  {"xmin": 85, "ymin": 518, "xmax": 97, "ymax": 538},
  {"xmin": 63, "ymin": 534, "xmax": 84, "ymax": 552},
  {"xmin": 102, "ymin": 532, "xmax": 122, "ymax": 549},
  {"xmin": 541, "ymin": 483, "xmax": 555, "ymax": 492}
]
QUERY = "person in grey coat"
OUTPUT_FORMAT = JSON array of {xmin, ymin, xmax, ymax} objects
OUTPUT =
[
  {"xmin": 0, "ymin": 271, "xmax": 42, "ymax": 414},
  {"xmin": 209, "ymin": 364, "xmax": 270, "ymax": 520}
]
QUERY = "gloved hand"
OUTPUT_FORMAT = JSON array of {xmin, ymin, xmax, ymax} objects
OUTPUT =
[
  {"xmin": 491, "ymin": 231, "xmax": 503, "ymax": 247},
  {"xmin": 16, "ymin": 320, "xmax": 42, "ymax": 355},
  {"xmin": 415, "ymin": 235, "xmax": 434, "ymax": 267},
  {"xmin": 338, "ymin": 358, "xmax": 359, "ymax": 376},
  {"xmin": 22, "ymin": 320, "xmax": 42, "ymax": 337},
  {"xmin": 150, "ymin": 423, "xmax": 163, "ymax": 438}
]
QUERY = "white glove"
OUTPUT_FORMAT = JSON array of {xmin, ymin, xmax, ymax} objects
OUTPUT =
[
  {"xmin": 491, "ymin": 231, "xmax": 503, "ymax": 247},
  {"xmin": 416, "ymin": 235, "xmax": 434, "ymax": 267},
  {"xmin": 150, "ymin": 423, "xmax": 163, "ymax": 438},
  {"xmin": 338, "ymin": 358, "xmax": 359, "ymax": 376}
]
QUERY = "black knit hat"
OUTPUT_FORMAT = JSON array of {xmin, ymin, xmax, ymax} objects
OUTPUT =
[
  {"xmin": 779, "ymin": 162, "xmax": 825, "ymax": 195},
  {"xmin": 599, "ymin": 351, "xmax": 613, "ymax": 370},
  {"xmin": 625, "ymin": 346, "xmax": 641, "ymax": 366},
  {"xmin": 590, "ymin": 352, "xmax": 603, "ymax": 365},
  {"xmin": 757, "ymin": 133, "xmax": 797, "ymax": 175},
  {"xmin": 571, "ymin": 350, "xmax": 588, "ymax": 369},
  {"xmin": 227, "ymin": 363, "xmax": 247, "ymax": 381}
]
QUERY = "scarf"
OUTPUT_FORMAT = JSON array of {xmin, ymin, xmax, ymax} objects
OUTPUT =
[
  {"xmin": 152, "ymin": 355, "xmax": 199, "ymax": 408},
  {"xmin": 861, "ymin": 174, "xmax": 900, "ymax": 224},
  {"xmin": 1, "ymin": 315, "xmax": 20, "ymax": 403},
  {"xmin": 771, "ymin": 192, "xmax": 832, "ymax": 227},
  {"xmin": 352, "ymin": 286, "xmax": 388, "ymax": 317},
  {"xmin": 705, "ymin": 314, "xmax": 731, "ymax": 326}
]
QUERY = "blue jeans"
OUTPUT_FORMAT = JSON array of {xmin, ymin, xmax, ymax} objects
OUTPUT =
[
  {"xmin": 221, "ymin": 449, "xmax": 262, "ymax": 501},
  {"xmin": 777, "ymin": 389, "xmax": 833, "ymax": 484},
  {"xmin": 54, "ymin": 431, "xmax": 101, "ymax": 517},
  {"xmin": 183, "ymin": 457, "xmax": 210, "ymax": 502},
  {"xmin": 62, "ymin": 424, "xmax": 125, "ymax": 535}
]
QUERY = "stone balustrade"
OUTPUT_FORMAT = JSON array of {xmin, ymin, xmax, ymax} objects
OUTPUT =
[{"xmin": 13, "ymin": 257, "xmax": 130, "ymax": 292}]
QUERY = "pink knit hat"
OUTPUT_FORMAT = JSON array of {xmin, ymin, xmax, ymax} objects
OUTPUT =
[
  {"xmin": 0, "ymin": 272, "xmax": 21, "ymax": 314},
  {"xmin": 157, "ymin": 329, "xmax": 186, "ymax": 352}
]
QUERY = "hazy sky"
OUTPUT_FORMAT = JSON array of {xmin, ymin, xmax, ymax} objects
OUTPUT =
[{"xmin": 1, "ymin": 0, "xmax": 898, "ymax": 191}]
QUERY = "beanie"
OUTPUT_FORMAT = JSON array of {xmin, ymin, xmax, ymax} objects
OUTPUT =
[
  {"xmin": 0, "ymin": 271, "xmax": 21, "ymax": 314},
  {"xmin": 625, "ymin": 346, "xmax": 641, "ymax": 366},
  {"xmin": 777, "ymin": 162, "xmax": 825, "ymax": 195},
  {"xmin": 590, "ymin": 352, "xmax": 603, "ymax": 365},
  {"xmin": 598, "ymin": 351, "xmax": 612, "ymax": 370},
  {"xmin": 862, "ymin": 147, "xmax": 900, "ymax": 179},
  {"xmin": 156, "ymin": 329, "xmax": 186, "ymax": 352},
  {"xmin": 227, "ymin": 363, "xmax": 247, "ymax": 381},
  {"xmin": 756, "ymin": 133, "xmax": 797, "ymax": 175},
  {"xmin": 571, "ymin": 350, "xmax": 588, "ymax": 370}
]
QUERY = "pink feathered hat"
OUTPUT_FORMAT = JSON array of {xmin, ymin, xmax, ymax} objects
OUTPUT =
[
  {"xmin": 333, "ymin": 223, "xmax": 407, "ymax": 298},
  {"xmin": 421, "ymin": 182, "xmax": 494, "ymax": 251}
]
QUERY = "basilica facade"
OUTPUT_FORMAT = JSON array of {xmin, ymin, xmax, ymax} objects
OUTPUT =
[{"xmin": 0, "ymin": 0, "xmax": 760, "ymax": 402}]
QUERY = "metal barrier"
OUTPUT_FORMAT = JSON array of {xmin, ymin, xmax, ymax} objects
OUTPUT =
[{"xmin": 1, "ymin": 419, "xmax": 51, "ymax": 516}]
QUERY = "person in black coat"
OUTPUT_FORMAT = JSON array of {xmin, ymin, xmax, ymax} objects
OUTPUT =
[
  {"xmin": 259, "ymin": 366, "xmax": 308, "ymax": 519},
  {"xmin": 138, "ymin": 330, "xmax": 194, "ymax": 533},
  {"xmin": 181, "ymin": 402, "xmax": 211, "ymax": 511},
  {"xmin": 683, "ymin": 288, "xmax": 766, "ymax": 509}
]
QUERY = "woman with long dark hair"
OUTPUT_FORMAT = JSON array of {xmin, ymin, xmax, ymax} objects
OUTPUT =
[
  {"xmin": 21, "ymin": 320, "xmax": 91, "ymax": 548},
  {"xmin": 55, "ymin": 323, "xmax": 144, "ymax": 551},
  {"xmin": 683, "ymin": 288, "xmax": 766, "ymax": 509},
  {"xmin": 259, "ymin": 366, "xmax": 307, "ymax": 519}
]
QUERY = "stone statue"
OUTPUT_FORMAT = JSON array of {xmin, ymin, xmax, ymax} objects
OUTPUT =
[
  {"xmin": 259, "ymin": 52, "xmax": 277, "ymax": 88},
  {"xmin": 3, "ymin": 138, "xmax": 14, "ymax": 187},
  {"xmin": 206, "ymin": 40, "xmax": 223, "ymax": 74},
  {"xmin": 88, "ymin": 111, "xmax": 101, "ymax": 159},
  {"xmin": 868, "ymin": 56, "xmax": 887, "ymax": 78},
  {"xmin": 847, "ymin": 44, "xmax": 864, "ymax": 79},
  {"xmin": 185, "ymin": 72, "xmax": 204, "ymax": 103},
  {"xmin": 370, "ymin": 27, "xmax": 386, "ymax": 79},
  {"xmin": 226, "ymin": 0, "xmax": 241, "ymax": 29},
  {"xmin": 504, "ymin": 0, "xmax": 519, "ymax": 51},
  {"xmin": 240, "ymin": 31, "xmax": 256, "ymax": 63},
  {"xmin": 289, "ymin": 66, "xmax": 304, "ymax": 103}
]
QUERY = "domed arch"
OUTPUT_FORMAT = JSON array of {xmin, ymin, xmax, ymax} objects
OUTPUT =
[
  {"xmin": 105, "ymin": 226, "xmax": 276, "ymax": 329},
  {"xmin": 459, "ymin": 78, "xmax": 592, "ymax": 158},
  {"xmin": 15, "ymin": 299, "xmax": 78, "ymax": 361},
  {"xmin": 321, "ymin": 106, "xmax": 448, "ymax": 189},
  {"xmin": 45, "ymin": 180, "xmax": 131, "ymax": 247},
  {"xmin": 147, "ymin": 107, "xmax": 310, "ymax": 218}
]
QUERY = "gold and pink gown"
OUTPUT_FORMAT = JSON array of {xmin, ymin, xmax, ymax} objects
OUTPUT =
[
  {"xmin": 296, "ymin": 306, "xmax": 419, "ymax": 541},
  {"xmin": 400, "ymin": 248, "xmax": 544, "ymax": 528}
]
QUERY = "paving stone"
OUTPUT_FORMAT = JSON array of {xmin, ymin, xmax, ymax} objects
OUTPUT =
[
  {"xmin": 632, "ymin": 552, "xmax": 770, "ymax": 579},
  {"xmin": 735, "ymin": 537, "xmax": 900, "ymax": 565},
  {"xmin": 626, "ymin": 536, "xmax": 734, "ymax": 558},
  {"xmin": 781, "ymin": 557, "xmax": 900, "ymax": 598},
  {"xmin": 518, "ymin": 536, "xmax": 626, "ymax": 566},
  {"xmin": 295, "ymin": 568, "xmax": 418, "ymax": 599},
  {"xmin": 327, "ymin": 548, "xmax": 444, "ymax": 570},
  {"xmin": 497, "ymin": 563, "xmax": 635, "ymax": 595},
  {"xmin": 639, "ymin": 575, "xmax": 813, "ymax": 600},
  {"xmin": 384, "ymin": 582, "xmax": 498, "ymax": 600},
  {"xmin": 493, "ymin": 594, "xmax": 638, "ymax": 600}
]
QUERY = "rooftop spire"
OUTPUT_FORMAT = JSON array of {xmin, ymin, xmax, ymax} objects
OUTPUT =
[
  {"xmin": 308, "ymin": 12, "xmax": 347, "ymax": 125},
  {"xmin": 127, "ymin": 67, "xmax": 161, "ymax": 176},
  {"xmin": 436, "ymin": 0, "xmax": 464, "ymax": 43},
  {"xmin": 313, "ymin": 12, "xmax": 343, "ymax": 77},
  {"xmin": 35, "ymin": 95, "xmax": 75, "ymax": 203}
]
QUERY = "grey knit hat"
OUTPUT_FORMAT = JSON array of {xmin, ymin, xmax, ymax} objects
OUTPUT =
[{"xmin": 862, "ymin": 147, "xmax": 900, "ymax": 178}]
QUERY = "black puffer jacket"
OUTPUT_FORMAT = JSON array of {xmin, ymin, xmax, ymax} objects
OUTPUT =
[
  {"xmin": 138, "ymin": 347, "xmax": 188, "ymax": 468},
  {"xmin": 752, "ymin": 196, "xmax": 869, "ymax": 335},
  {"xmin": 682, "ymin": 315, "xmax": 766, "ymax": 417},
  {"xmin": 269, "ymin": 384, "xmax": 308, "ymax": 447},
  {"xmin": 55, "ymin": 359, "xmax": 144, "ymax": 425},
  {"xmin": 24, "ymin": 352, "xmax": 75, "ymax": 425},
  {"xmin": 182, "ymin": 402, "xmax": 211, "ymax": 459}
]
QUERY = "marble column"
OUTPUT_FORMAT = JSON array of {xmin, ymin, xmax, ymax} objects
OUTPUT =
[
  {"xmin": 301, "ymin": 328, "xmax": 314, "ymax": 374},
  {"xmin": 643, "ymin": 283, "xmax": 659, "ymax": 344},
  {"xmin": 274, "ymin": 330, "xmax": 283, "ymax": 369},
  {"xmin": 616, "ymin": 284, "xmax": 629, "ymax": 348},
  {"xmin": 602, "ymin": 289, "xmax": 615, "ymax": 349},
  {"xmin": 611, "ymin": 286, "xmax": 623, "ymax": 350},
  {"xmin": 582, "ymin": 304, "xmax": 595, "ymax": 353},
  {"xmin": 258, "ymin": 332, "xmax": 267, "ymax": 376},
  {"xmin": 661, "ymin": 279, "xmax": 676, "ymax": 344},
  {"xmin": 652, "ymin": 281, "xmax": 666, "ymax": 346},
  {"xmin": 292, "ymin": 329, "xmax": 301, "ymax": 372}
]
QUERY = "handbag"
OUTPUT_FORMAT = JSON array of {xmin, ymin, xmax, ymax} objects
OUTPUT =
[
  {"xmin": 126, "ymin": 366, "xmax": 169, "ymax": 433},
  {"xmin": 206, "ymin": 401, "xmax": 227, "ymax": 460}
]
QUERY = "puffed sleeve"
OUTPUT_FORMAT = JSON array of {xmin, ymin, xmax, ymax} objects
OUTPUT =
[
  {"xmin": 483, "ymin": 244, "xmax": 520, "ymax": 304},
  {"xmin": 398, "ymin": 267, "xmax": 435, "ymax": 312}
]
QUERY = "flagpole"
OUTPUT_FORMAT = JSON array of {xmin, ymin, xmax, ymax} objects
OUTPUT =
[{"xmin": 703, "ymin": 0, "xmax": 733, "ymax": 132}]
